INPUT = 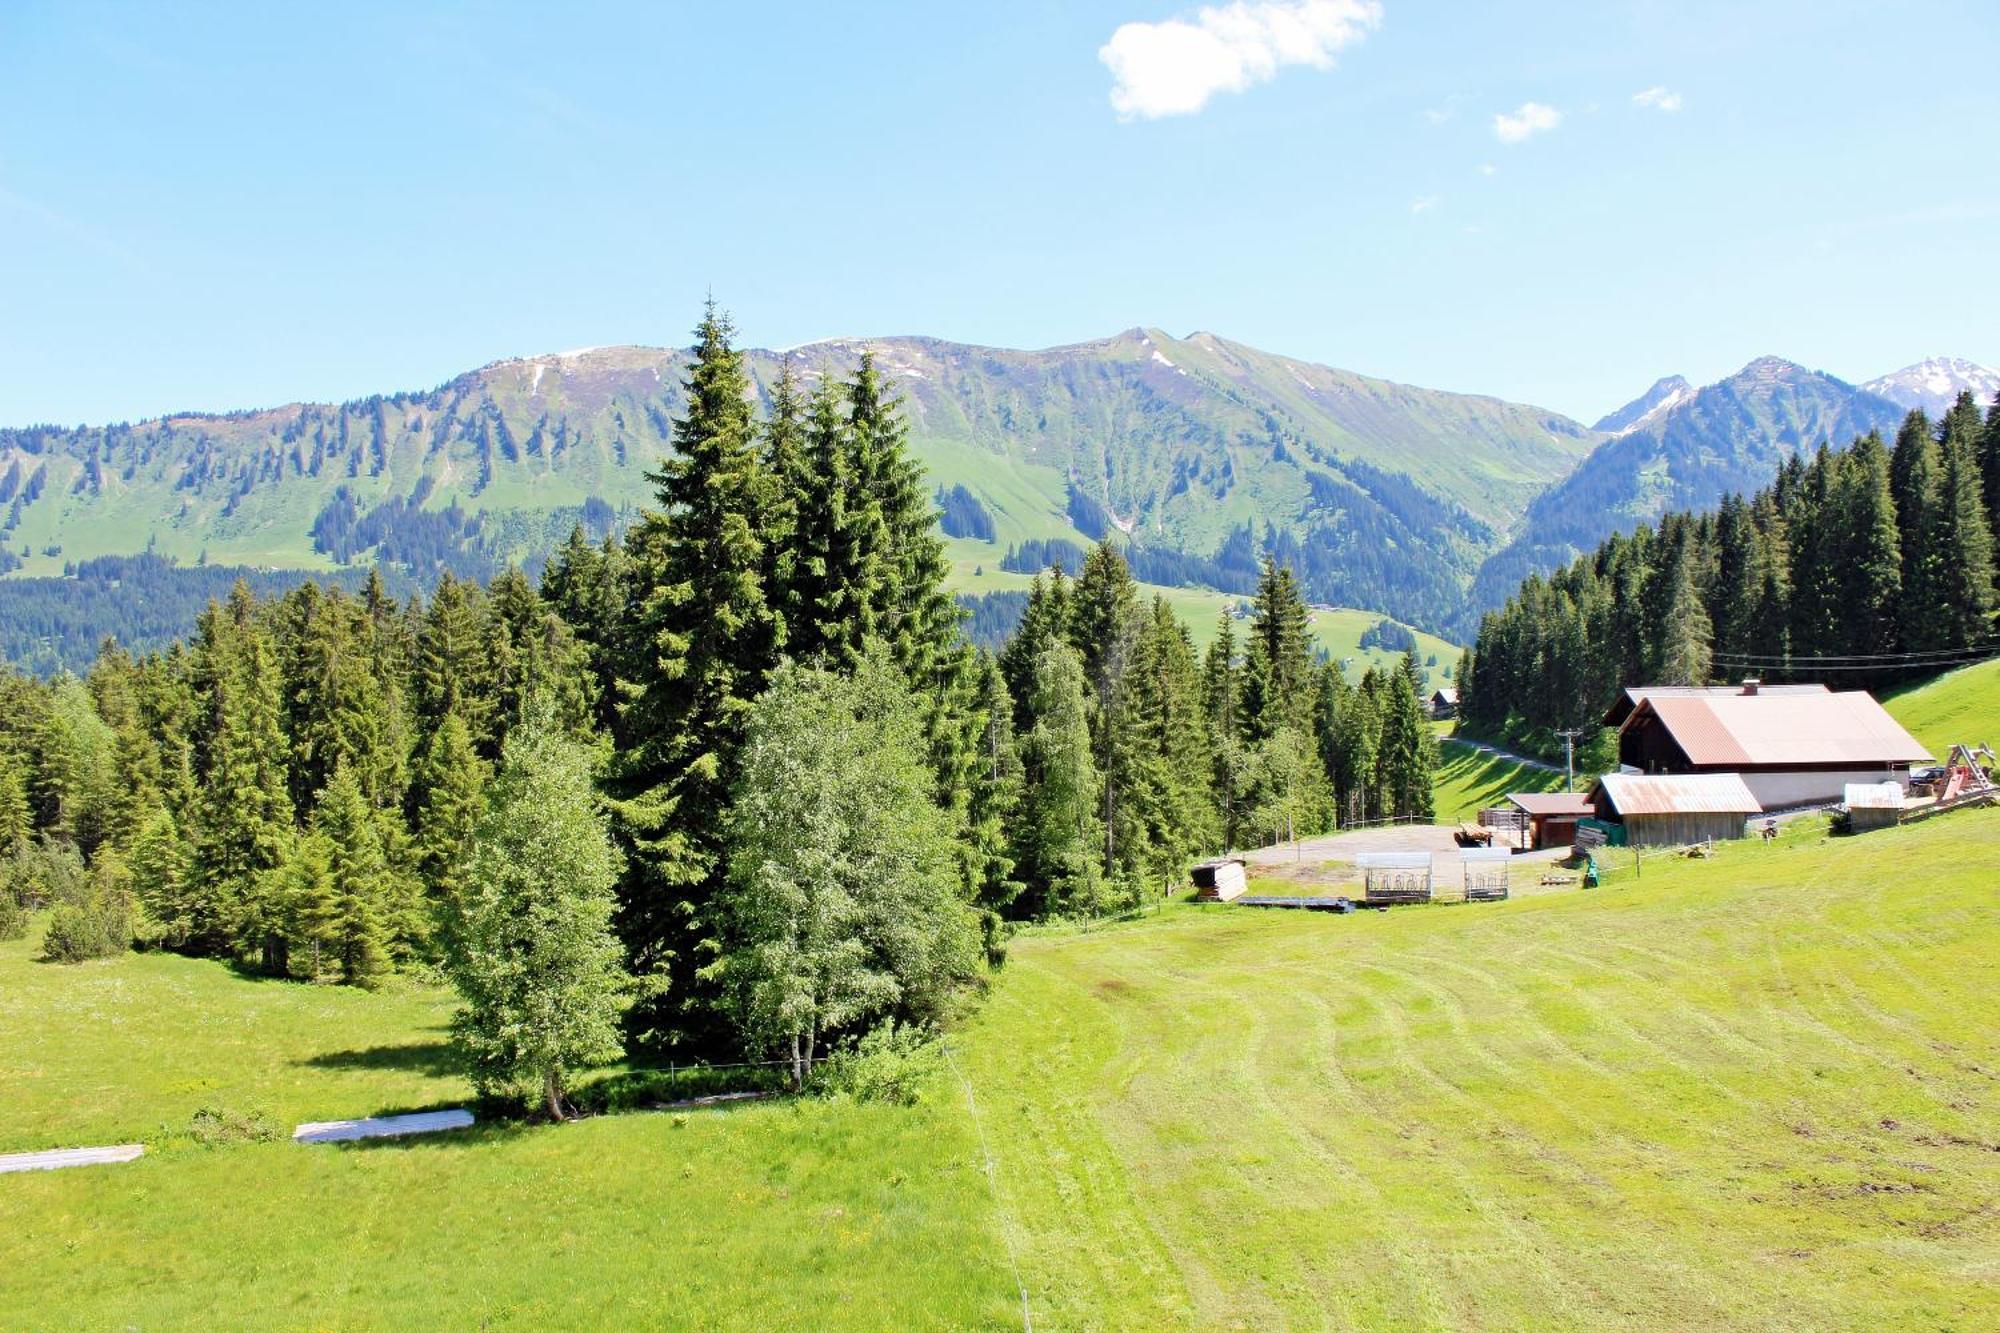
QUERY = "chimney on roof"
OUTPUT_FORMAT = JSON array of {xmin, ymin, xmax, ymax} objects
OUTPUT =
[{"xmin": 1741, "ymin": 678, "xmax": 1760, "ymax": 695}]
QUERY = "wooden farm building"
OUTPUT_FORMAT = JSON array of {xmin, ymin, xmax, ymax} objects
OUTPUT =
[
  {"xmin": 1604, "ymin": 681, "xmax": 1930, "ymax": 809},
  {"xmin": 1506, "ymin": 791, "xmax": 1595, "ymax": 850},
  {"xmin": 1585, "ymin": 773, "xmax": 1762, "ymax": 848},
  {"xmin": 1190, "ymin": 857, "xmax": 1248, "ymax": 902},
  {"xmin": 1843, "ymin": 782, "xmax": 1906, "ymax": 833},
  {"xmin": 1429, "ymin": 687, "xmax": 1459, "ymax": 719}
]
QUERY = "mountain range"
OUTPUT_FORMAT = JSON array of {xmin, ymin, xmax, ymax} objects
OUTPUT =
[{"xmin": 1, "ymin": 332, "xmax": 1990, "ymax": 645}]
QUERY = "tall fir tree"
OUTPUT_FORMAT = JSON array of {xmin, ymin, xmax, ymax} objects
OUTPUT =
[{"xmin": 607, "ymin": 302, "xmax": 781, "ymax": 1050}]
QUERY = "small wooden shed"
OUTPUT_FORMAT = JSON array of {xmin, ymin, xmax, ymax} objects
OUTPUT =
[
  {"xmin": 1191, "ymin": 857, "xmax": 1248, "ymax": 902},
  {"xmin": 1459, "ymin": 847, "xmax": 1511, "ymax": 902},
  {"xmin": 1507, "ymin": 791, "xmax": 1595, "ymax": 850},
  {"xmin": 1585, "ymin": 773, "xmax": 1760, "ymax": 848},
  {"xmin": 1843, "ymin": 782, "xmax": 1904, "ymax": 833},
  {"xmin": 1356, "ymin": 852, "xmax": 1433, "ymax": 905},
  {"xmin": 1429, "ymin": 687, "xmax": 1459, "ymax": 719}
]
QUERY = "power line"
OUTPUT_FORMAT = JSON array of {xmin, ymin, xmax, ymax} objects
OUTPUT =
[
  {"xmin": 1711, "ymin": 657, "xmax": 1999, "ymax": 672},
  {"xmin": 1715, "ymin": 650, "xmax": 1998, "ymax": 666},
  {"xmin": 1715, "ymin": 643, "xmax": 1998, "ymax": 663}
]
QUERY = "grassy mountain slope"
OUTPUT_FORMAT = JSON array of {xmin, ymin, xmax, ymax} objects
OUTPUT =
[
  {"xmin": 1883, "ymin": 657, "xmax": 2000, "ymax": 756},
  {"xmin": 0, "ymin": 330, "xmax": 1597, "ymax": 633},
  {"xmin": 1471, "ymin": 357, "xmax": 1908, "ymax": 614},
  {"xmin": 6, "ymin": 811, "xmax": 1992, "ymax": 1327}
]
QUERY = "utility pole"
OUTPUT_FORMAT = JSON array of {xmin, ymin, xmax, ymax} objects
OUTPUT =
[{"xmin": 1555, "ymin": 727, "xmax": 1584, "ymax": 792}]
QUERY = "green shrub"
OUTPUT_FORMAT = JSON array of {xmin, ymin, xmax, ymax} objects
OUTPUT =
[
  {"xmin": 184, "ymin": 1106, "xmax": 281, "ymax": 1147},
  {"xmin": 41, "ymin": 902, "xmax": 110, "ymax": 963},
  {"xmin": 0, "ymin": 892, "xmax": 23, "ymax": 941},
  {"xmin": 3, "ymin": 836, "xmax": 86, "ymax": 910},
  {"xmin": 811, "ymin": 1022, "xmax": 944, "ymax": 1106}
]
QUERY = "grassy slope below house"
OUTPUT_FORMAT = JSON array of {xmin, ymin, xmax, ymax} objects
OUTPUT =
[
  {"xmin": 5, "ymin": 815, "xmax": 1992, "ymax": 1327},
  {"xmin": 1882, "ymin": 656, "xmax": 2000, "ymax": 758},
  {"xmin": 957, "ymin": 810, "xmax": 1998, "ymax": 1329},
  {"xmin": 1434, "ymin": 736, "xmax": 1567, "ymax": 823}
]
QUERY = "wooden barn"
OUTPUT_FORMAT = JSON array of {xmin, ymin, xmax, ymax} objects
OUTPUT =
[
  {"xmin": 1429, "ymin": 687, "xmax": 1459, "ymax": 719},
  {"xmin": 1506, "ymin": 791, "xmax": 1595, "ymax": 850},
  {"xmin": 1190, "ymin": 857, "xmax": 1248, "ymax": 902},
  {"xmin": 1605, "ymin": 680, "xmax": 1930, "ymax": 809},
  {"xmin": 1585, "ymin": 773, "xmax": 1762, "ymax": 848}
]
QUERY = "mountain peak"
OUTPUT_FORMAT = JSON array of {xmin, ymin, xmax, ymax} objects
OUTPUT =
[
  {"xmin": 1594, "ymin": 374, "xmax": 1694, "ymax": 435},
  {"xmin": 1861, "ymin": 356, "xmax": 2000, "ymax": 416}
]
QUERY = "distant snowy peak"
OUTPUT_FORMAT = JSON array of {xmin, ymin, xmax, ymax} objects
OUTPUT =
[
  {"xmin": 1860, "ymin": 357, "xmax": 2000, "ymax": 417},
  {"xmin": 1594, "ymin": 374, "xmax": 1694, "ymax": 435}
]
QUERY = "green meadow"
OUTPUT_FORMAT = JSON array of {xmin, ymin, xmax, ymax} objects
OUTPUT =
[{"xmin": 4, "ymin": 811, "xmax": 1994, "ymax": 1328}]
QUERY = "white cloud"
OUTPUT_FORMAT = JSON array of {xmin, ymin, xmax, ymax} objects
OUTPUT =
[
  {"xmin": 1492, "ymin": 101, "xmax": 1561, "ymax": 143},
  {"xmin": 1099, "ymin": 0, "xmax": 1383, "ymax": 120},
  {"xmin": 1477, "ymin": 162, "xmax": 1497, "ymax": 176},
  {"xmin": 1632, "ymin": 86, "xmax": 1683, "ymax": 112},
  {"xmin": 1410, "ymin": 195, "xmax": 1438, "ymax": 214}
]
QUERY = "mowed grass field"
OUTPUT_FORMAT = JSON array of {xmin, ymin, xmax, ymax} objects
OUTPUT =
[
  {"xmin": 3, "ymin": 813, "xmax": 1995, "ymax": 1328},
  {"xmin": 1434, "ymin": 736, "xmax": 1568, "ymax": 823},
  {"xmin": 957, "ymin": 811, "xmax": 2000, "ymax": 1329},
  {"xmin": 1883, "ymin": 656, "xmax": 2000, "ymax": 757}
]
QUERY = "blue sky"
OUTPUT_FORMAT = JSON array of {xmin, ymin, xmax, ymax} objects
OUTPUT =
[{"xmin": 3, "ymin": 0, "xmax": 1995, "ymax": 426}]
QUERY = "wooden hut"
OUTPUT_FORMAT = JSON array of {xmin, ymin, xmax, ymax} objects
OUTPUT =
[
  {"xmin": 1506, "ymin": 791, "xmax": 1595, "ymax": 850},
  {"xmin": 1429, "ymin": 687, "xmax": 1459, "ymax": 719},
  {"xmin": 1459, "ymin": 847, "xmax": 1511, "ymax": 902},
  {"xmin": 1585, "ymin": 773, "xmax": 1760, "ymax": 848},
  {"xmin": 1190, "ymin": 857, "xmax": 1248, "ymax": 902},
  {"xmin": 1842, "ymin": 782, "xmax": 1905, "ymax": 833},
  {"xmin": 1356, "ymin": 852, "xmax": 1433, "ymax": 905}
]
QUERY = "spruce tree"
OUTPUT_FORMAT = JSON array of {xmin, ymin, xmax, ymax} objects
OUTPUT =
[
  {"xmin": 1013, "ymin": 643, "xmax": 1102, "ymax": 918},
  {"xmin": 1835, "ymin": 432, "xmax": 1902, "ymax": 666},
  {"xmin": 1932, "ymin": 423, "xmax": 1998, "ymax": 650},
  {"xmin": 411, "ymin": 710, "xmax": 487, "ymax": 928},
  {"xmin": 607, "ymin": 302, "xmax": 780, "ymax": 1049},
  {"xmin": 784, "ymin": 372, "xmax": 874, "ymax": 664},
  {"xmin": 1656, "ymin": 549, "xmax": 1714, "ymax": 686},
  {"xmin": 1241, "ymin": 555, "xmax": 1313, "ymax": 743},
  {"xmin": 965, "ymin": 651, "xmax": 1025, "ymax": 941},
  {"xmin": 190, "ymin": 628, "xmax": 294, "ymax": 956},
  {"xmin": 1982, "ymin": 393, "xmax": 2000, "ymax": 543},
  {"xmin": 315, "ymin": 763, "xmax": 391, "ymax": 986},
  {"xmin": 1201, "ymin": 609, "xmax": 1248, "ymax": 847},
  {"xmin": 1897, "ymin": 414, "xmax": 1948, "ymax": 652}
]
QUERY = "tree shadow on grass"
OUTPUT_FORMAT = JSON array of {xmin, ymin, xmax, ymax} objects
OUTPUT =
[{"xmin": 300, "ymin": 1041, "xmax": 459, "ymax": 1077}]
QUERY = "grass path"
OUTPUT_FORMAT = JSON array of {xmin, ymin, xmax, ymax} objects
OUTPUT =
[
  {"xmin": 1434, "ymin": 737, "xmax": 1568, "ymax": 823},
  {"xmin": 957, "ymin": 811, "xmax": 2000, "ymax": 1329}
]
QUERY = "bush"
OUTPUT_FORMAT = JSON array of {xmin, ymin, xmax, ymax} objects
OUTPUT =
[
  {"xmin": 0, "ymin": 892, "xmax": 23, "ymax": 941},
  {"xmin": 38, "ymin": 864, "xmax": 134, "ymax": 964},
  {"xmin": 42, "ymin": 902, "xmax": 111, "ymax": 963},
  {"xmin": 810, "ymin": 1023, "xmax": 944, "ymax": 1106},
  {"xmin": 184, "ymin": 1106, "xmax": 281, "ymax": 1147}
]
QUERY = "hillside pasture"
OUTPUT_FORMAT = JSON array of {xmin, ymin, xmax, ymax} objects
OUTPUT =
[
  {"xmin": 1884, "ymin": 656, "xmax": 2000, "ymax": 758},
  {"xmin": 3, "ymin": 815, "xmax": 1993, "ymax": 1328}
]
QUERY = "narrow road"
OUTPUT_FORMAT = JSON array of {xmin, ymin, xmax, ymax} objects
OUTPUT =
[{"xmin": 1443, "ymin": 735, "xmax": 1564, "ymax": 776}]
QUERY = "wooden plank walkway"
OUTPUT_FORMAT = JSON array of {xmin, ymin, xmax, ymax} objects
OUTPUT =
[
  {"xmin": 0, "ymin": 1143, "xmax": 145, "ymax": 1174},
  {"xmin": 292, "ymin": 1109, "xmax": 475, "ymax": 1144}
]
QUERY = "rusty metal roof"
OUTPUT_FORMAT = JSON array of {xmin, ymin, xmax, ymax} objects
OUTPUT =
[
  {"xmin": 1590, "ymin": 772, "xmax": 1762, "ymax": 816},
  {"xmin": 1639, "ymin": 692, "xmax": 1932, "ymax": 767},
  {"xmin": 1507, "ymin": 792, "xmax": 1595, "ymax": 816}
]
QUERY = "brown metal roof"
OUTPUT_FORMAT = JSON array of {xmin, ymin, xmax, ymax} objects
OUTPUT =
[
  {"xmin": 1601, "ymin": 682, "xmax": 1827, "ymax": 726},
  {"xmin": 1507, "ymin": 792, "xmax": 1595, "ymax": 816},
  {"xmin": 1590, "ymin": 772, "xmax": 1762, "ymax": 816},
  {"xmin": 1639, "ymin": 692, "xmax": 1932, "ymax": 767}
]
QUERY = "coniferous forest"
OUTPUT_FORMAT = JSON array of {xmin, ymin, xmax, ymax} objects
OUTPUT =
[
  {"xmin": 1461, "ymin": 394, "xmax": 2000, "ymax": 754},
  {"xmin": 0, "ymin": 306, "xmax": 1440, "ymax": 1078}
]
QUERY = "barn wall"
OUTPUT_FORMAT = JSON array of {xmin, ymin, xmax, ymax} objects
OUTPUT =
[
  {"xmin": 1737, "ymin": 768, "xmax": 1912, "ymax": 811},
  {"xmin": 1623, "ymin": 812, "xmax": 1748, "ymax": 847}
]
